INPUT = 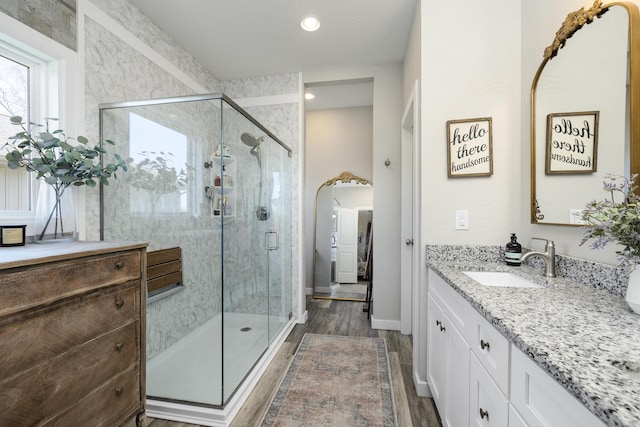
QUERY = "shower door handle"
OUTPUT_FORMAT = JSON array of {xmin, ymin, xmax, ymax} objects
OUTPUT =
[{"xmin": 264, "ymin": 231, "xmax": 279, "ymax": 250}]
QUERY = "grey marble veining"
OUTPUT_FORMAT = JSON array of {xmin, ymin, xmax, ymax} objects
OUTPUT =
[
  {"xmin": 0, "ymin": 0, "xmax": 76, "ymax": 51},
  {"xmin": 427, "ymin": 245, "xmax": 640, "ymax": 427}
]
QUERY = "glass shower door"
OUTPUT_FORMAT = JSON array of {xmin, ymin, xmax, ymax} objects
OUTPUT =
[
  {"xmin": 221, "ymin": 108, "xmax": 270, "ymax": 403},
  {"xmin": 262, "ymin": 139, "xmax": 292, "ymax": 343}
]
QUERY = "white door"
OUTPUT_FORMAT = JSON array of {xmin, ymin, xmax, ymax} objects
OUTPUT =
[{"xmin": 336, "ymin": 207, "xmax": 357, "ymax": 283}]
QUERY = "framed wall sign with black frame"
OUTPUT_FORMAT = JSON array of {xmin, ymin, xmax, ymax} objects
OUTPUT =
[
  {"xmin": 446, "ymin": 117, "xmax": 493, "ymax": 178},
  {"xmin": 545, "ymin": 111, "xmax": 599, "ymax": 174}
]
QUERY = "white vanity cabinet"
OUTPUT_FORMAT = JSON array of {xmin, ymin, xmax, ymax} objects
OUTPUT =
[
  {"xmin": 427, "ymin": 267, "xmax": 606, "ymax": 427},
  {"xmin": 510, "ymin": 345, "xmax": 605, "ymax": 427}
]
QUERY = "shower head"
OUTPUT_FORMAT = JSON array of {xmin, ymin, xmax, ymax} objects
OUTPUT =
[{"xmin": 241, "ymin": 132, "xmax": 264, "ymax": 148}]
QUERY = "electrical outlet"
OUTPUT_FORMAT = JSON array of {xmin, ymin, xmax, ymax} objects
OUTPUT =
[
  {"xmin": 455, "ymin": 210, "xmax": 469, "ymax": 230},
  {"xmin": 569, "ymin": 209, "xmax": 586, "ymax": 225}
]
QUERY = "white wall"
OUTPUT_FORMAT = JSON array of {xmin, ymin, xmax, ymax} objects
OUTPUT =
[
  {"xmin": 403, "ymin": 0, "xmax": 421, "ymax": 104},
  {"xmin": 304, "ymin": 106, "xmax": 373, "ymax": 292},
  {"xmin": 421, "ymin": 0, "xmax": 522, "ymax": 248},
  {"xmin": 305, "ymin": 65, "xmax": 404, "ymax": 329}
]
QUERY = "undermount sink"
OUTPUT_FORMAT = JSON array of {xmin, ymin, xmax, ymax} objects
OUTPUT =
[{"xmin": 463, "ymin": 271, "xmax": 544, "ymax": 288}]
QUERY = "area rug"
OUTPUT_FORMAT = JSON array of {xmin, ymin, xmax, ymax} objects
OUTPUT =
[{"xmin": 261, "ymin": 333, "xmax": 397, "ymax": 426}]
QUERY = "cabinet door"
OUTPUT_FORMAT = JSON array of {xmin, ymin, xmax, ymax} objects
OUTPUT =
[
  {"xmin": 443, "ymin": 312, "xmax": 470, "ymax": 427},
  {"xmin": 427, "ymin": 295, "xmax": 470, "ymax": 427},
  {"xmin": 427, "ymin": 295, "xmax": 448, "ymax": 408},
  {"xmin": 509, "ymin": 404, "xmax": 529, "ymax": 427},
  {"xmin": 511, "ymin": 346, "xmax": 605, "ymax": 427},
  {"xmin": 469, "ymin": 352, "xmax": 509, "ymax": 427}
]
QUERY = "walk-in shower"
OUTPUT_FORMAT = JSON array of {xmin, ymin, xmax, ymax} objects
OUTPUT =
[{"xmin": 99, "ymin": 93, "xmax": 293, "ymax": 426}]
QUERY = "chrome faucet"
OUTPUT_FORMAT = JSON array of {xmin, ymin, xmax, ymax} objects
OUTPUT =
[{"xmin": 520, "ymin": 237, "xmax": 556, "ymax": 278}]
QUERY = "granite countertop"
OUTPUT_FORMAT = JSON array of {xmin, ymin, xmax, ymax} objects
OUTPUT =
[{"xmin": 427, "ymin": 260, "xmax": 640, "ymax": 427}]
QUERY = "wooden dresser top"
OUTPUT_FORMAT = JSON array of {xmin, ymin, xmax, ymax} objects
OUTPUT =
[{"xmin": 0, "ymin": 241, "xmax": 148, "ymax": 270}]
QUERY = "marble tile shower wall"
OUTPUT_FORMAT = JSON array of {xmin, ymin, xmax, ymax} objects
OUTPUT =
[
  {"xmin": 89, "ymin": 0, "xmax": 221, "ymax": 93},
  {"xmin": 0, "ymin": 0, "xmax": 76, "ymax": 51},
  {"xmin": 426, "ymin": 245, "xmax": 629, "ymax": 298}
]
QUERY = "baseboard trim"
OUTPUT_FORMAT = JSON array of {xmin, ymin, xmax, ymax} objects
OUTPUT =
[
  {"xmin": 370, "ymin": 316, "xmax": 401, "ymax": 331},
  {"xmin": 412, "ymin": 370, "xmax": 432, "ymax": 397}
]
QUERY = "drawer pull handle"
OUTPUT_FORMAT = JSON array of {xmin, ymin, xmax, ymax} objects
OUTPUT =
[
  {"xmin": 479, "ymin": 408, "xmax": 489, "ymax": 420},
  {"xmin": 115, "ymin": 342, "xmax": 124, "ymax": 352},
  {"xmin": 480, "ymin": 339, "xmax": 490, "ymax": 351},
  {"xmin": 439, "ymin": 324, "xmax": 446, "ymax": 332},
  {"xmin": 115, "ymin": 387, "xmax": 123, "ymax": 396},
  {"xmin": 435, "ymin": 320, "xmax": 442, "ymax": 326},
  {"xmin": 115, "ymin": 261, "xmax": 124, "ymax": 269},
  {"xmin": 115, "ymin": 300, "xmax": 125, "ymax": 309}
]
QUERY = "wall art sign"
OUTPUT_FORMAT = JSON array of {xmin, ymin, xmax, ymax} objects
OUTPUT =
[
  {"xmin": 546, "ymin": 111, "xmax": 599, "ymax": 174},
  {"xmin": 447, "ymin": 117, "xmax": 493, "ymax": 178}
]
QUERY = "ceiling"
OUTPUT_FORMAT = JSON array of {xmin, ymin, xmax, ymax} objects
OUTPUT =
[{"xmin": 127, "ymin": 0, "xmax": 416, "ymax": 108}]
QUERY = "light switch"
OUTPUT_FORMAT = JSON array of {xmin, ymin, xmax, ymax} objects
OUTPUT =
[{"xmin": 456, "ymin": 210, "xmax": 469, "ymax": 230}]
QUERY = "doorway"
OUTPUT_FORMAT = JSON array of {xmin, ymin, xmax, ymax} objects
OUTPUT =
[{"xmin": 304, "ymin": 78, "xmax": 374, "ymax": 302}]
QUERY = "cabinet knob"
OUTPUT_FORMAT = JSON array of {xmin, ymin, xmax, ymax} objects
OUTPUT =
[
  {"xmin": 479, "ymin": 408, "xmax": 489, "ymax": 420},
  {"xmin": 439, "ymin": 325, "xmax": 446, "ymax": 332},
  {"xmin": 480, "ymin": 339, "xmax": 490, "ymax": 351},
  {"xmin": 115, "ymin": 300, "xmax": 125, "ymax": 309},
  {"xmin": 115, "ymin": 261, "xmax": 124, "ymax": 269},
  {"xmin": 115, "ymin": 342, "xmax": 124, "ymax": 352},
  {"xmin": 436, "ymin": 320, "xmax": 442, "ymax": 326},
  {"xmin": 115, "ymin": 387, "xmax": 123, "ymax": 396}
]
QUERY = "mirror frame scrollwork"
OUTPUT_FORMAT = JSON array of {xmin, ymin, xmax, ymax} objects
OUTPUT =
[
  {"xmin": 530, "ymin": 1, "xmax": 640, "ymax": 225},
  {"xmin": 312, "ymin": 171, "xmax": 372, "ymax": 301}
]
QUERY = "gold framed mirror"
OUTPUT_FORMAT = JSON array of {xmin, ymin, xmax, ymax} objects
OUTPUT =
[
  {"xmin": 312, "ymin": 171, "xmax": 373, "ymax": 301},
  {"xmin": 530, "ymin": 1, "xmax": 640, "ymax": 225}
]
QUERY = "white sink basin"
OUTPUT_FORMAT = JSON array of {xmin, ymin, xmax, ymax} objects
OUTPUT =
[{"xmin": 463, "ymin": 271, "xmax": 544, "ymax": 288}]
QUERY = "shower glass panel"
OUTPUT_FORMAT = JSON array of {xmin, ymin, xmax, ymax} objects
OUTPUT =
[{"xmin": 99, "ymin": 94, "xmax": 292, "ymax": 408}]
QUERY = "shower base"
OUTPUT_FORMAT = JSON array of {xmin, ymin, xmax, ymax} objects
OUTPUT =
[{"xmin": 146, "ymin": 312, "xmax": 295, "ymax": 426}]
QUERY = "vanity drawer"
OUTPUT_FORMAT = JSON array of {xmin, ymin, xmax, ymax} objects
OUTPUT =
[
  {"xmin": 428, "ymin": 269, "xmax": 473, "ymax": 339},
  {"xmin": 0, "ymin": 322, "xmax": 138, "ymax": 426},
  {"xmin": 0, "ymin": 284, "xmax": 139, "ymax": 380},
  {"xmin": 470, "ymin": 309, "xmax": 510, "ymax": 397},
  {"xmin": 44, "ymin": 365, "xmax": 141, "ymax": 427},
  {"xmin": 0, "ymin": 250, "xmax": 141, "ymax": 317},
  {"xmin": 469, "ymin": 352, "xmax": 509, "ymax": 427}
]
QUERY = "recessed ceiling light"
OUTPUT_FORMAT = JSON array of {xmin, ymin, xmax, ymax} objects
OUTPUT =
[
  {"xmin": 305, "ymin": 92, "xmax": 316, "ymax": 100},
  {"xmin": 300, "ymin": 16, "xmax": 320, "ymax": 32}
]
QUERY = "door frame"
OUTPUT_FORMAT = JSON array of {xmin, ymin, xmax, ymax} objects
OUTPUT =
[{"xmin": 400, "ymin": 80, "xmax": 421, "ymax": 335}]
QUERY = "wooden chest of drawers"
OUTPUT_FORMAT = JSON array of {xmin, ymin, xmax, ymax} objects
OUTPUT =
[{"xmin": 0, "ymin": 241, "xmax": 147, "ymax": 427}]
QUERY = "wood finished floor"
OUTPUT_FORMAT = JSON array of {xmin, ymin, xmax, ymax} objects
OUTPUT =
[{"xmin": 145, "ymin": 298, "xmax": 442, "ymax": 427}]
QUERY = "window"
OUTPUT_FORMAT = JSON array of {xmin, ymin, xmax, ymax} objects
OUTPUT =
[
  {"xmin": 0, "ymin": 12, "xmax": 78, "ymax": 229},
  {"xmin": 0, "ymin": 47, "xmax": 37, "ymax": 212},
  {"xmin": 128, "ymin": 112, "xmax": 189, "ymax": 214}
]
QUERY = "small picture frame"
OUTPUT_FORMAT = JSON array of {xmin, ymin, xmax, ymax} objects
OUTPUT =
[
  {"xmin": 0, "ymin": 225, "xmax": 26, "ymax": 247},
  {"xmin": 545, "ymin": 111, "xmax": 598, "ymax": 174},
  {"xmin": 447, "ymin": 117, "xmax": 493, "ymax": 178}
]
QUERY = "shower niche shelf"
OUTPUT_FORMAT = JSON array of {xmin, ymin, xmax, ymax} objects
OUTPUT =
[{"xmin": 208, "ymin": 155, "xmax": 236, "ymax": 218}]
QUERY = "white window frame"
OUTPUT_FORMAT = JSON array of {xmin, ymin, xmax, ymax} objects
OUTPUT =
[{"xmin": 0, "ymin": 12, "xmax": 78, "ymax": 232}]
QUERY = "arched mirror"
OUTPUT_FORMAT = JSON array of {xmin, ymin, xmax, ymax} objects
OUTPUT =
[
  {"xmin": 531, "ymin": 1, "xmax": 640, "ymax": 225},
  {"xmin": 312, "ymin": 172, "xmax": 373, "ymax": 301}
]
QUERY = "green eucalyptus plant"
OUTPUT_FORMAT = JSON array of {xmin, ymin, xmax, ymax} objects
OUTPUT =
[{"xmin": 2, "ymin": 116, "xmax": 128, "ymax": 240}]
